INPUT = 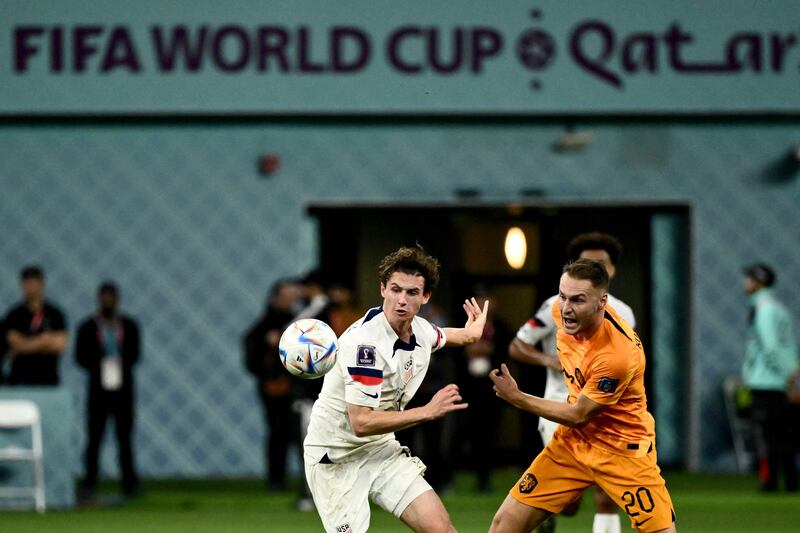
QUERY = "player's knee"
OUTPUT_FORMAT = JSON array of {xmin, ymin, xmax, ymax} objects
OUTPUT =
[
  {"xmin": 489, "ymin": 508, "xmax": 513, "ymax": 532},
  {"xmin": 421, "ymin": 511, "xmax": 454, "ymax": 533}
]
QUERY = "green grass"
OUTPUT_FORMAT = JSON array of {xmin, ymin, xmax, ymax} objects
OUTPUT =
[{"xmin": 1, "ymin": 471, "xmax": 799, "ymax": 532}]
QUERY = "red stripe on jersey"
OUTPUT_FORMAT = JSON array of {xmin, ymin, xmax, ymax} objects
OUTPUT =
[
  {"xmin": 351, "ymin": 374, "xmax": 383, "ymax": 386},
  {"xmin": 526, "ymin": 317, "xmax": 546, "ymax": 328}
]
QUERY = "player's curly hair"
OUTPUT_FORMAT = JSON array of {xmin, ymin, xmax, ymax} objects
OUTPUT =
[
  {"xmin": 562, "ymin": 258, "xmax": 609, "ymax": 291},
  {"xmin": 378, "ymin": 245, "xmax": 440, "ymax": 294},
  {"xmin": 566, "ymin": 232, "xmax": 623, "ymax": 265}
]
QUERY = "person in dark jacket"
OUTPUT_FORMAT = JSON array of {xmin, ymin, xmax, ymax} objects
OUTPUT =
[
  {"xmin": 75, "ymin": 281, "xmax": 141, "ymax": 500},
  {"xmin": 244, "ymin": 278, "xmax": 300, "ymax": 490},
  {"xmin": 4, "ymin": 265, "xmax": 68, "ymax": 385}
]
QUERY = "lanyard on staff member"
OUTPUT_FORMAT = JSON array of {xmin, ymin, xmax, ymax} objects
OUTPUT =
[
  {"xmin": 95, "ymin": 316, "xmax": 124, "ymax": 391},
  {"xmin": 95, "ymin": 316, "xmax": 124, "ymax": 357},
  {"xmin": 29, "ymin": 307, "xmax": 45, "ymax": 332}
]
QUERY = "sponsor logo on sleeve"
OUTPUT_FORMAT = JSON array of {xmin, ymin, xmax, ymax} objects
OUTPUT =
[
  {"xmin": 597, "ymin": 376, "xmax": 620, "ymax": 393},
  {"xmin": 518, "ymin": 473, "xmax": 538, "ymax": 494},
  {"xmin": 575, "ymin": 368, "xmax": 585, "ymax": 388},
  {"xmin": 357, "ymin": 345, "xmax": 376, "ymax": 366}
]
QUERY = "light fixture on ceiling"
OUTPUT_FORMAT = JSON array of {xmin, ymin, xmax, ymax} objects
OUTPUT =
[{"xmin": 504, "ymin": 226, "xmax": 527, "ymax": 270}]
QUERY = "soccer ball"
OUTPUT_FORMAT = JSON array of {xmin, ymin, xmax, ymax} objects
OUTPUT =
[{"xmin": 278, "ymin": 318, "xmax": 338, "ymax": 379}]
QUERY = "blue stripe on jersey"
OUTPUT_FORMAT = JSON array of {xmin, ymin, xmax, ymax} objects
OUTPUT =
[{"xmin": 363, "ymin": 306, "xmax": 383, "ymax": 324}]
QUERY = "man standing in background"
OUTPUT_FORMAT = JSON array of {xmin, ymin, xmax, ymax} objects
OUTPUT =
[
  {"xmin": 509, "ymin": 232, "xmax": 634, "ymax": 533},
  {"xmin": 741, "ymin": 263, "xmax": 799, "ymax": 492},
  {"xmin": 75, "ymin": 282, "xmax": 141, "ymax": 500},
  {"xmin": 4, "ymin": 266, "xmax": 68, "ymax": 385},
  {"xmin": 244, "ymin": 279, "xmax": 300, "ymax": 491}
]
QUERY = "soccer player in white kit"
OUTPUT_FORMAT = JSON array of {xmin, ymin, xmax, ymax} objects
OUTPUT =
[
  {"xmin": 509, "ymin": 233, "xmax": 635, "ymax": 533},
  {"xmin": 304, "ymin": 246, "xmax": 489, "ymax": 533}
]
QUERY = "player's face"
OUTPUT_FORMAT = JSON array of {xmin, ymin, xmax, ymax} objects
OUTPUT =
[
  {"xmin": 558, "ymin": 273, "xmax": 607, "ymax": 337},
  {"xmin": 579, "ymin": 249, "xmax": 616, "ymax": 279},
  {"xmin": 380, "ymin": 272, "xmax": 431, "ymax": 324}
]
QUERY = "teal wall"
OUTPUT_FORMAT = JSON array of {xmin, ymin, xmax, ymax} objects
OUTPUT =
[{"xmin": 1, "ymin": 121, "xmax": 799, "ymax": 474}]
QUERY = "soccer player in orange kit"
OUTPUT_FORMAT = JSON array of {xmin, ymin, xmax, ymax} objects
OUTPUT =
[{"xmin": 488, "ymin": 259, "xmax": 677, "ymax": 533}]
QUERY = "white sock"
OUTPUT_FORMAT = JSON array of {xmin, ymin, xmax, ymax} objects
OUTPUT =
[{"xmin": 592, "ymin": 513, "xmax": 621, "ymax": 533}]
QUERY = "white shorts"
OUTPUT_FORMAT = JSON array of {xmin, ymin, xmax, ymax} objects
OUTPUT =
[
  {"xmin": 538, "ymin": 416, "xmax": 558, "ymax": 446},
  {"xmin": 304, "ymin": 439, "xmax": 431, "ymax": 533}
]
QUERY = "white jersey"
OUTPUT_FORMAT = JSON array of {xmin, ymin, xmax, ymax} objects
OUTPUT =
[
  {"xmin": 516, "ymin": 293, "xmax": 636, "ymax": 402},
  {"xmin": 304, "ymin": 306, "xmax": 446, "ymax": 463}
]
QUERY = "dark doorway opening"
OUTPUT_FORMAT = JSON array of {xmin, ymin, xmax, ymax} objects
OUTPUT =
[{"xmin": 309, "ymin": 201, "xmax": 691, "ymax": 470}]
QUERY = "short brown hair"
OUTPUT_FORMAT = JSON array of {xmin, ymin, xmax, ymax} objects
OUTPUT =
[
  {"xmin": 378, "ymin": 245, "xmax": 440, "ymax": 294},
  {"xmin": 566, "ymin": 232, "xmax": 623, "ymax": 265},
  {"xmin": 562, "ymin": 258, "xmax": 609, "ymax": 291}
]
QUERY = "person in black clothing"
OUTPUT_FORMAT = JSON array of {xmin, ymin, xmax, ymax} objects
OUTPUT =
[
  {"xmin": 244, "ymin": 278, "xmax": 300, "ymax": 491},
  {"xmin": 292, "ymin": 270, "xmax": 335, "ymax": 510},
  {"xmin": 4, "ymin": 265, "xmax": 68, "ymax": 385},
  {"xmin": 75, "ymin": 281, "xmax": 141, "ymax": 499},
  {"xmin": 459, "ymin": 289, "xmax": 512, "ymax": 492}
]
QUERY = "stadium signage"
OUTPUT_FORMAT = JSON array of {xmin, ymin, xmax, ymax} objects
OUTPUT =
[
  {"xmin": 13, "ymin": 22, "xmax": 797, "ymax": 88},
  {"xmin": 2, "ymin": 1, "xmax": 799, "ymax": 114}
]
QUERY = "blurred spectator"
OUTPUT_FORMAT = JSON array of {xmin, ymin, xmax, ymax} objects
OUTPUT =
[
  {"xmin": 458, "ymin": 287, "xmax": 511, "ymax": 492},
  {"xmin": 3, "ymin": 265, "xmax": 68, "ymax": 385},
  {"xmin": 327, "ymin": 284, "xmax": 361, "ymax": 336},
  {"xmin": 75, "ymin": 281, "xmax": 141, "ymax": 500},
  {"xmin": 244, "ymin": 278, "xmax": 300, "ymax": 491},
  {"xmin": 741, "ymin": 263, "xmax": 799, "ymax": 492},
  {"xmin": 292, "ymin": 269, "xmax": 334, "ymax": 511}
]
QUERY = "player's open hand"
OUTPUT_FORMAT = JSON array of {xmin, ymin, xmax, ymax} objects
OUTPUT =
[
  {"xmin": 425, "ymin": 383, "xmax": 468, "ymax": 420},
  {"xmin": 489, "ymin": 364, "xmax": 521, "ymax": 404},
  {"xmin": 462, "ymin": 297, "xmax": 489, "ymax": 342}
]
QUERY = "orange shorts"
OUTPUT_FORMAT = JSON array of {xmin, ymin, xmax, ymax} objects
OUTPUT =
[{"xmin": 510, "ymin": 430, "xmax": 676, "ymax": 532}]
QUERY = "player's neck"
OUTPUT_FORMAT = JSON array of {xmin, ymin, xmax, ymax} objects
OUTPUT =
[
  {"xmin": 575, "ymin": 317, "xmax": 603, "ymax": 341},
  {"xmin": 387, "ymin": 316, "xmax": 414, "ymax": 343}
]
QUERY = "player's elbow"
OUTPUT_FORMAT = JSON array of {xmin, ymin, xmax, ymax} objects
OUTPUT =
[
  {"xmin": 508, "ymin": 340, "xmax": 525, "ymax": 362},
  {"xmin": 565, "ymin": 411, "xmax": 594, "ymax": 429},
  {"xmin": 347, "ymin": 414, "xmax": 372, "ymax": 437}
]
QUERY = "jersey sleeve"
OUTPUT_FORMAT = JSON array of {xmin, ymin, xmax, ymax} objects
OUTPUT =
[
  {"xmin": 342, "ymin": 339, "xmax": 387, "ymax": 409},
  {"xmin": 516, "ymin": 298, "xmax": 556, "ymax": 345},
  {"xmin": 581, "ymin": 348, "xmax": 635, "ymax": 406},
  {"xmin": 429, "ymin": 322, "xmax": 446, "ymax": 352}
]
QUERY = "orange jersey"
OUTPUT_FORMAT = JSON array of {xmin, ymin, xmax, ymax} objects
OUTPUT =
[{"xmin": 552, "ymin": 300, "xmax": 655, "ymax": 457}]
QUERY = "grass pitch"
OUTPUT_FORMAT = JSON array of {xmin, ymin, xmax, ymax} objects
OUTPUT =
[{"xmin": 1, "ymin": 471, "xmax": 798, "ymax": 532}]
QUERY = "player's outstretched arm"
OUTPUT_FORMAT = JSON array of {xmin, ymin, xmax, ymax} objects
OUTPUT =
[
  {"xmin": 346, "ymin": 384, "xmax": 467, "ymax": 437},
  {"xmin": 442, "ymin": 297, "xmax": 489, "ymax": 346},
  {"xmin": 489, "ymin": 363, "xmax": 604, "ymax": 428}
]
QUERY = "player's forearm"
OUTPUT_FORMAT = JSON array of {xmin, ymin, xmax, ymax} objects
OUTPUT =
[
  {"xmin": 348, "ymin": 407, "xmax": 433, "ymax": 437},
  {"xmin": 442, "ymin": 327, "xmax": 481, "ymax": 347},
  {"xmin": 504, "ymin": 391, "xmax": 590, "ymax": 428}
]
